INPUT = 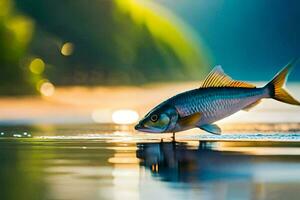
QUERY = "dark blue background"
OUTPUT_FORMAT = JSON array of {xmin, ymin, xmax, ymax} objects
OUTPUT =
[{"xmin": 162, "ymin": 0, "xmax": 300, "ymax": 81}]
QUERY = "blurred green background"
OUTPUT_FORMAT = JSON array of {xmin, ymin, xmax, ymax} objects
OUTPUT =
[{"xmin": 0, "ymin": 0, "xmax": 299, "ymax": 95}]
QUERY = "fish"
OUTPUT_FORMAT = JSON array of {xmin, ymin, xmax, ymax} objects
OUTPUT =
[{"xmin": 135, "ymin": 60, "xmax": 300, "ymax": 135}]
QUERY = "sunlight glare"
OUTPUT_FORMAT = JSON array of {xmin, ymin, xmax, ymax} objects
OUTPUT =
[
  {"xmin": 91, "ymin": 109, "xmax": 112, "ymax": 123},
  {"xmin": 112, "ymin": 109, "xmax": 139, "ymax": 125}
]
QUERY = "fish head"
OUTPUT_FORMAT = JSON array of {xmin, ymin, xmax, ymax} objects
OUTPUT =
[{"xmin": 135, "ymin": 104, "xmax": 178, "ymax": 133}]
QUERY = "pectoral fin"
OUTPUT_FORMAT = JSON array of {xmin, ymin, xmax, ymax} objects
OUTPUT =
[
  {"xmin": 178, "ymin": 112, "xmax": 201, "ymax": 127},
  {"xmin": 199, "ymin": 124, "xmax": 222, "ymax": 135}
]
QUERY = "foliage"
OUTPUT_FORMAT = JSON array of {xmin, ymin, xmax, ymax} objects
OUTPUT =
[
  {"xmin": 0, "ymin": 0, "xmax": 210, "ymax": 95},
  {"xmin": 15, "ymin": 0, "xmax": 210, "ymax": 86},
  {"xmin": 0, "ymin": 0, "xmax": 34, "ymax": 95}
]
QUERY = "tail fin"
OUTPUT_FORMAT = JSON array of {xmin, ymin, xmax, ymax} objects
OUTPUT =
[{"xmin": 264, "ymin": 59, "xmax": 300, "ymax": 105}]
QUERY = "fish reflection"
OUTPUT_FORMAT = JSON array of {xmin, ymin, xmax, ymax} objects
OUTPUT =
[
  {"xmin": 136, "ymin": 142, "xmax": 300, "ymax": 200},
  {"xmin": 136, "ymin": 142, "xmax": 253, "ymax": 183}
]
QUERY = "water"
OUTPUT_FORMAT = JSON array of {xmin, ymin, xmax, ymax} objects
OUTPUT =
[{"xmin": 1, "ymin": 125, "xmax": 300, "ymax": 200}]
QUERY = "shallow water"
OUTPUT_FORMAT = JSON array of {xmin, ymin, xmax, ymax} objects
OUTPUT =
[{"xmin": 1, "ymin": 125, "xmax": 300, "ymax": 200}]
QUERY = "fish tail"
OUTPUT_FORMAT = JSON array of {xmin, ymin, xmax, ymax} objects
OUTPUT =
[{"xmin": 264, "ymin": 58, "xmax": 300, "ymax": 105}]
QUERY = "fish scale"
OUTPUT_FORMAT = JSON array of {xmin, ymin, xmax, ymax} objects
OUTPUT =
[{"xmin": 169, "ymin": 87, "xmax": 267, "ymax": 125}]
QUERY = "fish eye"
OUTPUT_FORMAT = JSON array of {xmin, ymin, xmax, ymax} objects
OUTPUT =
[{"xmin": 150, "ymin": 114, "xmax": 158, "ymax": 122}]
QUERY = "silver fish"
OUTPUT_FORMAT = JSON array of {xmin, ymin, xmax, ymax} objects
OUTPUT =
[{"xmin": 135, "ymin": 60, "xmax": 300, "ymax": 135}]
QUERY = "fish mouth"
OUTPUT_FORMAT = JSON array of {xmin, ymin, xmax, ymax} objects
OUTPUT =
[
  {"xmin": 135, "ymin": 122, "xmax": 150, "ymax": 132},
  {"xmin": 134, "ymin": 123, "xmax": 143, "ymax": 130},
  {"xmin": 134, "ymin": 122, "xmax": 163, "ymax": 133}
]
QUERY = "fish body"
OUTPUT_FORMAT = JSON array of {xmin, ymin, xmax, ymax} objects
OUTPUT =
[
  {"xmin": 135, "ymin": 60, "xmax": 300, "ymax": 134},
  {"xmin": 166, "ymin": 87, "xmax": 267, "ymax": 131}
]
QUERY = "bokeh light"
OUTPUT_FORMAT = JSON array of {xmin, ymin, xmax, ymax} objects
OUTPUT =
[
  {"xmin": 39, "ymin": 81, "xmax": 55, "ymax": 97},
  {"xmin": 91, "ymin": 109, "xmax": 112, "ymax": 123},
  {"xmin": 112, "ymin": 109, "xmax": 139, "ymax": 125},
  {"xmin": 61, "ymin": 42, "xmax": 74, "ymax": 56},
  {"xmin": 29, "ymin": 58, "xmax": 45, "ymax": 74}
]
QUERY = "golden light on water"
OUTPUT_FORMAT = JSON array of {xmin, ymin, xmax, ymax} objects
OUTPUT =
[
  {"xmin": 108, "ymin": 153, "xmax": 139, "ymax": 164},
  {"xmin": 40, "ymin": 81, "xmax": 55, "ymax": 97},
  {"xmin": 112, "ymin": 109, "xmax": 139, "ymax": 125},
  {"xmin": 217, "ymin": 146, "xmax": 300, "ymax": 156},
  {"xmin": 61, "ymin": 42, "xmax": 74, "ymax": 56},
  {"xmin": 109, "ymin": 148, "xmax": 140, "ymax": 200},
  {"xmin": 29, "ymin": 58, "xmax": 45, "ymax": 74}
]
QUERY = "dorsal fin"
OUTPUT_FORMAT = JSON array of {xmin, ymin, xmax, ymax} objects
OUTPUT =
[{"xmin": 201, "ymin": 65, "xmax": 256, "ymax": 88}]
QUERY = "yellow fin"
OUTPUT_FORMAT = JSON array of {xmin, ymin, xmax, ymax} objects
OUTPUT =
[
  {"xmin": 201, "ymin": 65, "xmax": 256, "ymax": 88},
  {"xmin": 243, "ymin": 100, "xmax": 262, "ymax": 111},
  {"xmin": 178, "ymin": 112, "xmax": 201, "ymax": 127},
  {"xmin": 274, "ymin": 89, "xmax": 300, "ymax": 105},
  {"xmin": 265, "ymin": 59, "xmax": 300, "ymax": 105}
]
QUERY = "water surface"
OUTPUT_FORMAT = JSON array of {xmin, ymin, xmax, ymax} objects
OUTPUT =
[{"xmin": 1, "ymin": 125, "xmax": 300, "ymax": 200}]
